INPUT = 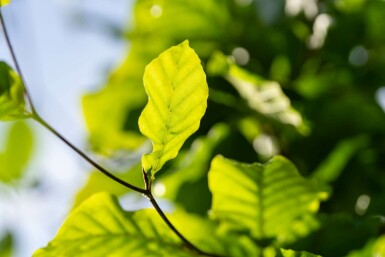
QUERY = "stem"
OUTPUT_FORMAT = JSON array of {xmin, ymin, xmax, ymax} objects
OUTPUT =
[
  {"xmin": 148, "ymin": 193, "xmax": 223, "ymax": 257},
  {"xmin": 0, "ymin": 9, "xmax": 36, "ymax": 113},
  {"xmin": 33, "ymin": 114, "xmax": 147, "ymax": 194}
]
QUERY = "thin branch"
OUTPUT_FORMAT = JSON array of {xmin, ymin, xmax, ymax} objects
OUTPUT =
[
  {"xmin": 0, "ymin": 9, "xmax": 36, "ymax": 113},
  {"xmin": 33, "ymin": 114, "xmax": 147, "ymax": 194}
]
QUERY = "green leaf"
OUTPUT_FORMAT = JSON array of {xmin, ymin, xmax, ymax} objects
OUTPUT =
[
  {"xmin": 277, "ymin": 249, "xmax": 322, "ymax": 257},
  {"xmin": 139, "ymin": 40, "xmax": 208, "ymax": 177},
  {"xmin": 346, "ymin": 235, "xmax": 385, "ymax": 257},
  {"xmin": 160, "ymin": 123, "xmax": 230, "ymax": 200},
  {"xmin": 34, "ymin": 192, "xmax": 257, "ymax": 257},
  {"xmin": 312, "ymin": 135, "xmax": 369, "ymax": 184},
  {"xmin": 72, "ymin": 161, "xmax": 144, "ymax": 208},
  {"xmin": 207, "ymin": 52, "xmax": 308, "ymax": 134},
  {"xmin": 0, "ymin": 0, "xmax": 10, "ymax": 7},
  {"xmin": 0, "ymin": 62, "xmax": 30, "ymax": 121},
  {"xmin": 157, "ymin": 123, "xmax": 230, "ymax": 214},
  {"xmin": 0, "ymin": 233, "xmax": 13, "ymax": 257},
  {"xmin": 0, "ymin": 121, "xmax": 34, "ymax": 183},
  {"xmin": 208, "ymin": 155, "xmax": 326, "ymax": 244}
]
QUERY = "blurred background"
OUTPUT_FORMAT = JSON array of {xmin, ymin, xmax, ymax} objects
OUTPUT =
[{"xmin": 1, "ymin": 0, "xmax": 385, "ymax": 256}]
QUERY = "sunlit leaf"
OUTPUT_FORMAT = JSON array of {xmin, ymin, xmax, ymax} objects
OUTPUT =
[
  {"xmin": 82, "ymin": 85, "xmax": 147, "ymax": 154},
  {"xmin": 34, "ymin": 193, "xmax": 257, "ymax": 257},
  {"xmin": 72, "ymin": 162, "xmax": 144, "ymax": 208},
  {"xmin": 208, "ymin": 155, "xmax": 326, "ymax": 244},
  {"xmin": 0, "ymin": 0, "xmax": 10, "ymax": 7},
  {"xmin": 0, "ymin": 121, "xmax": 34, "ymax": 183},
  {"xmin": 207, "ymin": 52, "xmax": 307, "ymax": 134},
  {"xmin": 139, "ymin": 41, "xmax": 208, "ymax": 177},
  {"xmin": 0, "ymin": 62, "xmax": 30, "ymax": 121}
]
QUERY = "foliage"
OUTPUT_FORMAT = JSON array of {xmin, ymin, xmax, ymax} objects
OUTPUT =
[
  {"xmin": 0, "ymin": 0, "xmax": 10, "ymax": 7},
  {"xmin": 0, "ymin": 62, "xmax": 30, "ymax": 121},
  {"xmin": 0, "ymin": 121, "xmax": 34, "ymax": 184},
  {"xmin": 1, "ymin": 0, "xmax": 385, "ymax": 256}
]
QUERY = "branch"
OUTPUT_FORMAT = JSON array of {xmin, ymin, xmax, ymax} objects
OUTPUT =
[{"xmin": 147, "ymin": 193, "xmax": 224, "ymax": 257}]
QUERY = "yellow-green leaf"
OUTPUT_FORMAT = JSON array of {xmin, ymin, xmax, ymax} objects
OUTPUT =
[
  {"xmin": 0, "ymin": 0, "xmax": 10, "ymax": 7},
  {"xmin": 0, "ymin": 121, "xmax": 34, "ymax": 183},
  {"xmin": 207, "ymin": 52, "xmax": 308, "ymax": 134},
  {"xmin": 0, "ymin": 62, "xmax": 30, "ymax": 121},
  {"xmin": 139, "ymin": 40, "xmax": 208, "ymax": 177},
  {"xmin": 34, "ymin": 192, "xmax": 256, "ymax": 257},
  {"xmin": 208, "ymin": 155, "xmax": 326, "ymax": 244}
]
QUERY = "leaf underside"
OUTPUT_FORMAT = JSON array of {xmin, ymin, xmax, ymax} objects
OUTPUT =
[
  {"xmin": 139, "ymin": 40, "xmax": 208, "ymax": 177},
  {"xmin": 209, "ymin": 155, "xmax": 325, "ymax": 243}
]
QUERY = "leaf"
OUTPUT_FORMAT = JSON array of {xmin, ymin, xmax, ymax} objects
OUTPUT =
[
  {"xmin": 0, "ymin": 121, "xmax": 34, "ymax": 183},
  {"xmin": 0, "ymin": 233, "xmax": 13, "ymax": 257},
  {"xmin": 277, "ymin": 249, "xmax": 322, "ymax": 257},
  {"xmin": 346, "ymin": 235, "xmax": 385, "ymax": 257},
  {"xmin": 157, "ymin": 123, "xmax": 230, "ymax": 214},
  {"xmin": 0, "ymin": 0, "xmax": 10, "ymax": 7},
  {"xmin": 72, "ymin": 161, "xmax": 144, "ymax": 208},
  {"xmin": 312, "ymin": 135, "xmax": 369, "ymax": 183},
  {"xmin": 139, "ymin": 40, "xmax": 208, "ymax": 177},
  {"xmin": 0, "ymin": 62, "xmax": 30, "ymax": 121},
  {"xmin": 34, "ymin": 192, "xmax": 257, "ymax": 257},
  {"xmin": 207, "ymin": 52, "xmax": 308, "ymax": 134},
  {"xmin": 160, "ymin": 123, "xmax": 230, "ymax": 200},
  {"xmin": 208, "ymin": 155, "xmax": 326, "ymax": 244}
]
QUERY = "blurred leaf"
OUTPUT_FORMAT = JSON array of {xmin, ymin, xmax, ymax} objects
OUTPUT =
[
  {"xmin": 335, "ymin": 0, "xmax": 367, "ymax": 13},
  {"xmin": 132, "ymin": 0, "xmax": 232, "ymax": 58},
  {"xmin": 312, "ymin": 135, "xmax": 370, "ymax": 184},
  {"xmin": 0, "ymin": 233, "xmax": 12, "ymax": 257},
  {"xmin": 277, "ymin": 249, "xmax": 321, "ymax": 257},
  {"xmin": 0, "ymin": 121, "xmax": 34, "ymax": 183},
  {"xmin": 0, "ymin": 62, "xmax": 30, "ymax": 121},
  {"xmin": 207, "ymin": 52, "xmax": 307, "ymax": 134},
  {"xmin": 72, "ymin": 161, "xmax": 144, "ymax": 208},
  {"xmin": 208, "ymin": 155, "xmax": 326, "ymax": 244},
  {"xmin": 34, "ymin": 192, "xmax": 259, "ymax": 257},
  {"xmin": 270, "ymin": 55, "xmax": 291, "ymax": 83},
  {"xmin": 291, "ymin": 214, "xmax": 383, "ymax": 256},
  {"xmin": 139, "ymin": 41, "xmax": 208, "ymax": 178},
  {"xmin": 346, "ymin": 236, "xmax": 385, "ymax": 257},
  {"xmin": 82, "ymin": 85, "xmax": 146, "ymax": 155},
  {"xmin": 159, "ymin": 123, "xmax": 230, "ymax": 200},
  {"xmin": 0, "ymin": 0, "xmax": 10, "ymax": 7}
]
